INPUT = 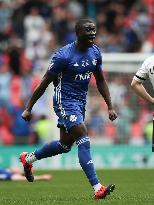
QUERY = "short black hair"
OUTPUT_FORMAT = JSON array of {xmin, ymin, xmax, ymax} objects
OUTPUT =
[{"xmin": 75, "ymin": 19, "xmax": 95, "ymax": 34}]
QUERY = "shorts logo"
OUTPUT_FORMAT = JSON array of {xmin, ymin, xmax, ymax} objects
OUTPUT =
[{"xmin": 69, "ymin": 115, "xmax": 77, "ymax": 122}]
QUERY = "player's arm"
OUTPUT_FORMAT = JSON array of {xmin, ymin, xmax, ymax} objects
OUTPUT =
[
  {"xmin": 131, "ymin": 57, "xmax": 154, "ymax": 104},
  {"xmin": 93, "ymin": 69, "xmax": 117, "ymax": 121},
  {"xmin": 131, "ymin": 79, "xmax": 154, "ymax": 104},
  {"xmin": 22, "ymin": 50, "xmax": 66, "ymax": 121},
  {"xmin": 22, "ymin": 72, "xmax": 55, "ymax": 121}
]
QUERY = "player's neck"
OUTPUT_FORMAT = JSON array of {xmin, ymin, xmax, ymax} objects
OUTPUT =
[{"xmin": 75, "ymin": 40, "xmax": 88, "ymax": 52}]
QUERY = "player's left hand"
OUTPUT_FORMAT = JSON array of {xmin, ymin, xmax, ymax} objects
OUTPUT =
[{"xmin": 108, "ymin": 109, "xmax": 117, "ymax": 121}]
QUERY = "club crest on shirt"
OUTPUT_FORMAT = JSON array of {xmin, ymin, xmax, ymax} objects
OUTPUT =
[
  {"xmin": 82, "ymin": 60, "xmax": 89, "ymax": 67},
  {"xmin": 92, "ymin": 59, "xmax": 97, "ymax": 66}
]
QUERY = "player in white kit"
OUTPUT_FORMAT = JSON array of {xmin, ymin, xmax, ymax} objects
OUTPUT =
[{"xmin": 131, "ymin": 55, "xmax": 154, "ymax": 103}]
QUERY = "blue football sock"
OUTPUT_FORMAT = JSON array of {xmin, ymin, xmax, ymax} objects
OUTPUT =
[
  {"xmin": 34, "ymin": 140, "xmax": 71, "ymax": 160},
  {"xmin": 76, "ymin": 136, "xmax": 100, "ymax": 186}
]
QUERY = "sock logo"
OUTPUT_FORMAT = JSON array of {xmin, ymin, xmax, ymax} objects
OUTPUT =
[{"xmin": 87, "ymin": 160, "xmax": 93, "ymax": 165}]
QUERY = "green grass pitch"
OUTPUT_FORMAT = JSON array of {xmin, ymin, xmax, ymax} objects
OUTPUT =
[{"xmin": 0, "ymin": 169, "xmax": 154, "ymax": 205}]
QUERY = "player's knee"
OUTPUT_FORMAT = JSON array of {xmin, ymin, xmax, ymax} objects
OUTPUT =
[
  {"xmin": 70, "ymin": 123, "xmax": 88, "ymax": 139},
  {"xmin": 59, "ymin": 142, "xmax": 72, "ymax": 153}
]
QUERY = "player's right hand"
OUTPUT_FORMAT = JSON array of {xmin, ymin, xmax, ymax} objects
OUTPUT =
[{"xmin": 22, "ymin": 110, "xmax": 32, "ymax": 121}]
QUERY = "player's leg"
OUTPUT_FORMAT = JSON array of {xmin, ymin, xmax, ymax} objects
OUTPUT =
[
  {"xmin": 34, "ymin": 174, "xmax": 52, "ymax": 181},
  {"xmin": 11, "ymin": 174, "xmax": 28, "ymax": 181},
  {"xmin": 20, "ymin": 126, "xmax": 73, "ymax": 182},
  {"xmin": 69, "ymin": 123, "xmax": 115, "ymax": 199},
  {"xmin": 69, "ymin": 123, "xmax": 101, "ymax": 191},
  {"xmin": 33, "ymin": 126, "xmax": 74, "ymax": 160},
  {"xmin": 11, "ymin": 174, "xmax": 52, "ymax": 181},
  {"xmin": 60, "ymin": 126, "xmax": 75, "ymax": 146},
  {"xmin": 0, "ymin": 171, "xmax": 42, "ymax": 181},
  {"xmin": 8, "ymin": 167, "xmax": 23, "ymax": 175}
]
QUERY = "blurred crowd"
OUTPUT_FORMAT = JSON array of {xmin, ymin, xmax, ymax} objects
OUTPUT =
[
  {"xmin": 0, "ymin": 0, "xmax": 154, "ymax": 145},
  {"xmin": 87, "ymin": 72, "xmax": 153, "ymax": 145}
]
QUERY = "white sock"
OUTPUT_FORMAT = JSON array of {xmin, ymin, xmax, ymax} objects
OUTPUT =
[
  {"xmin": 25, "ymin": 152, "xmax": 37, "ymax": 164},
  {"xmin": 93, "ymin": 183, "xmax": 102, "ymax": 193}
]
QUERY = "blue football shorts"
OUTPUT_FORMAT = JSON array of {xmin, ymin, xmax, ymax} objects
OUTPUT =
[{"xmin": 53, "ymin": 99, "xmax": 86, "ymax": 130}]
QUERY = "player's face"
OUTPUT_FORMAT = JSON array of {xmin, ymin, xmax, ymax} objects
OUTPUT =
[{"xmin": 78, "ymin": 22, "xmax": 96, "ymax": 47}]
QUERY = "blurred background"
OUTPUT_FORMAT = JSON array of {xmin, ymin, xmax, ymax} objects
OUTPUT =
[{"xmin": 0, "ymin": 0, "xmax": 154, "ymax": 169}]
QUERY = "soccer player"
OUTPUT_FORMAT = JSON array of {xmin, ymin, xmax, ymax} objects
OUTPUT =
[
  {"xmin": 131, "ymin": 55, "xmax": 154, "ymax": 103},
  {"xmin": 0, "ymin": 167, "xmax": 52, "ymax": 181},
  {"xmin": 20, "ymin": 19, "xmax": 117, "ymax": 199}
]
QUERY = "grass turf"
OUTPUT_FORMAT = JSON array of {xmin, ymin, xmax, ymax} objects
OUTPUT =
[{"xmin": 0, "ymin": 169, "xmax": 154, "ymax": 205}]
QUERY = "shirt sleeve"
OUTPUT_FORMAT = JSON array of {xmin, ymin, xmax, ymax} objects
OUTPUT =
[
  {"xmin": 133, "ymin": 60, "xmax": 149, "ymax": 83},
  {"xmin": 47, "ymin": 50, "xmax": 67, "ymax": 76}
]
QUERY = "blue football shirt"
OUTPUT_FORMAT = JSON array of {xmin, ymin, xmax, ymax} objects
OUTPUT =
[{"xmin": 47, "ymin": 41, "xmax": 103, "ymax": 104}]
